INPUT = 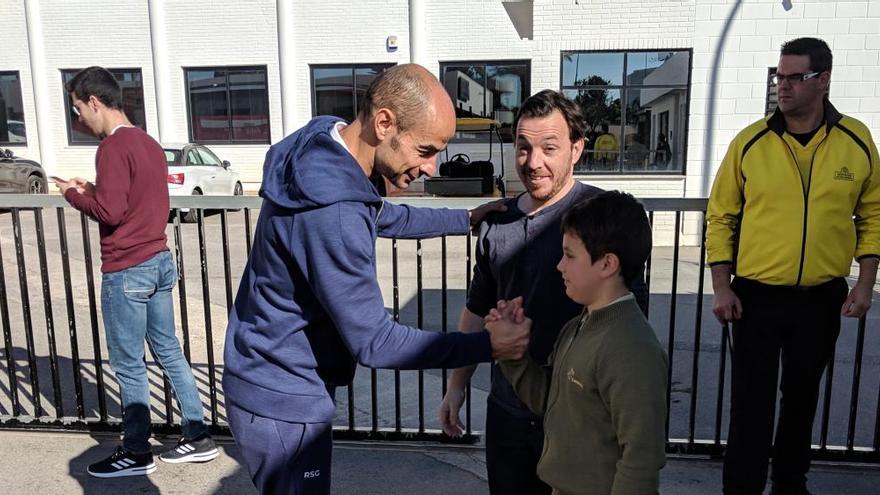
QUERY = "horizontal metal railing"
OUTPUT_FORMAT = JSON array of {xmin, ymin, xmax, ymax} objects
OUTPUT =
[{"xmin": 0, "ymin": 194, "xmax": 878, "ymax": 463}]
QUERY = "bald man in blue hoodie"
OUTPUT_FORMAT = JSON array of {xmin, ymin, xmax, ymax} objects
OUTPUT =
[{"xmin": 223, "ymin": 64, "xmax": 527, "ymax": 494}]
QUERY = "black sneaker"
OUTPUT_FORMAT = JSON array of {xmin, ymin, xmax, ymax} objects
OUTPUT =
[
  {"xmin": 158, "ymin": 434, "xmax": 219, "ymax": 464},
  {"xmin": 87, "ymin": 446, "xmax": 156, "ymax": 478}
]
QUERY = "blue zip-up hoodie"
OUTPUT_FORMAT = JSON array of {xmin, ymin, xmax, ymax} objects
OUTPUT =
[{"xmin": 222, "ymin": 116, "xmax": 493, "ymax": 423}]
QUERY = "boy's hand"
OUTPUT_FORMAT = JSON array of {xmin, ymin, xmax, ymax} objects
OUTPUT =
[
  {"xmin": 485, "ymin": 297, "xmax": 530, "ymax": 360},
  {"xmin": 487, "ymin": 297, "xmax": 526, "ymax": 324}
]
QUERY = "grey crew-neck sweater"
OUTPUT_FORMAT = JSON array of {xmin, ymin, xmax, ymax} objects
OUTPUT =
[{"xmin": 499, "ymin": 297, "xmax": 668, "ymax": 495}]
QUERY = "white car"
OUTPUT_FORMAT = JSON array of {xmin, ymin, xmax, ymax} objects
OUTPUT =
[
  {"xmin": 6, "ymin": 120, "xmax": 26, "ymax": 143},
  {"xmin": 163, "ymin": 143, "xmax": 243, "ymax": 222}
]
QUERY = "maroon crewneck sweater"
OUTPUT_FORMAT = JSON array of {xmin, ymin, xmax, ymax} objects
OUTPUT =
[{"xmin": 65, "ymin": 127, "xmax": 169, "ymax": 273}]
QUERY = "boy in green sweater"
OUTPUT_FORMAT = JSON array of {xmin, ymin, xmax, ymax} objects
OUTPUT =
[{"xmin": 486, "ymin": 191, "xmax": 667, "ymax": 495}]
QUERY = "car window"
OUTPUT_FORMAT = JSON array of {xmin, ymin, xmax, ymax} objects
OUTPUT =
[
  {"xmin": 196, "ymin": 148, "xmax": 222, "ymax": 167},
  {"xmin": 164, "ymin": 150, "xmax": 181, "ymax": 166},
  {"xmin": 186, "ymin": 149, "xmax": 203, "ymax": 166}
]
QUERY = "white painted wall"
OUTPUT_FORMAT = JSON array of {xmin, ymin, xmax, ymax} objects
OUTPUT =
[{"xmin": 2, "ymin": 0, "xmax": 878, "ymax": 224}]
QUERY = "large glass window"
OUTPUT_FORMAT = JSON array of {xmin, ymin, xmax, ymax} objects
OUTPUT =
[
  {"xmin": 311, "ymin": 64, "xmax": 394, "ymax": 121},
  {"xmin": 185, "ymin": 66, "xmax": 270, "ymax": 144},
  {"xmin": 440, "ymin": 61, "xmax": 530, "ymax": 142},
  {"xmin": 561, "ymin": 50, "xmax": 691, "ymax": 174},
  {"xmin": 0, "ymin": 72, "xmax": 26, "ymax": 145},
  {"xmin": 62, "ymin": 68, "xmax": 146, "ymax": 145}
]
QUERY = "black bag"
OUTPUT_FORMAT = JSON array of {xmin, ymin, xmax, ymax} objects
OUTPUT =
[{"xmin": 438, "ymin": 153, "xmax": 494, "ymax": 178}]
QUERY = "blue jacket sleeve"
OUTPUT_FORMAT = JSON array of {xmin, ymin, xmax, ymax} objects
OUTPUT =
[
  {"xmin": 376, "ymin": 201, "xmax": 469, "ymax": 239},
  {"xmin": 294, "ymin": 202, "xmax": 493, "ymax": 369}
]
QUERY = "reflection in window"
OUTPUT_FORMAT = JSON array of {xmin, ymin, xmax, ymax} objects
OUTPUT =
[
  {"xmin": 766, "ymin": 67, "xmax": 778, "ymax": 116},
  {"xmin": 440, "ymin": 61, "xmax": 530, "ymax": 142},
  {"xmin": 0, "ymin": 72, "xmax": 26, "ymax": 144},
  {"xmin": 562, "ymin": 53, "xmax": 623, "ymax": 87},
  {"xmin": 311, "ymin": 64, "xmax": 394, "ymax": 122},
  {"xmin": 186, "ymin": 66, "xmax": 270, "ymax": 144},
  {"xmin": 561, "ymin": 50, "xmax": 691, "ymax": 174},
  {"xmin": 62, "ymin": 68, "xmax": 146, "ymax": 145}
]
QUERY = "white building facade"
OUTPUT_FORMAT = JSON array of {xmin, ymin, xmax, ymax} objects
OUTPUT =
[{"xmin": 2, "ymin": 0, "xmax": 879, "ymax": 212}]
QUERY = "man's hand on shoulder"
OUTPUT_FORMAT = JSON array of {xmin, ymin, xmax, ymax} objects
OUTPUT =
[{"xmin": 468, "ymin": 199, "xmax": 507, "ymax": 232}]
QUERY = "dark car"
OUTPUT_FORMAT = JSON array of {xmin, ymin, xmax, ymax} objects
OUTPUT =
[{"xmin": 0, "ymin": 149, "xmax": 48, "ymax": 193}]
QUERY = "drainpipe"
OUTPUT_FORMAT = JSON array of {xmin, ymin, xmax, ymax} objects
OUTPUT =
[
  {"xmin": 699, "ymin": 0, "xmax": 744, "ymax": 197},
  {"xmin": 147, "ymin": 0, "xmax": 173, "ymax": 143},
  {"xmin": 409, "ymin": 0, "xmax": 427, "ymax": 66},
  {"xmin": 22, "ymin": 0, "xmax": 53, "ymax": 172},
  {"xmin": 277, "ymin": 0, "xmax": 297, "ymax": 135}
]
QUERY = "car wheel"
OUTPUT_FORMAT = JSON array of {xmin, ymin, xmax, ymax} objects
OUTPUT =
[
  {"xmin": 26, "ymin": 175, "xmax": 47, "ymax": 194},
  {"xmin": 233, "ymin": 182, "xmax": 243, "ymax": 196},
  {"xmin": 182, "ymin": 188, "xmax": 202, "ymax": 223}
]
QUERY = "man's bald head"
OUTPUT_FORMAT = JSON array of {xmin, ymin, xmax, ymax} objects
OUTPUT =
[{"xmin": 358, "ymin": 64, "xmax": 454, "ymax": 133}]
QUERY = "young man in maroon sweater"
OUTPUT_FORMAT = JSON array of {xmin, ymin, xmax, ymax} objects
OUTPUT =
[{"xmin": 55, "ymin": 66, "xmax": 217, "ymax": 478}]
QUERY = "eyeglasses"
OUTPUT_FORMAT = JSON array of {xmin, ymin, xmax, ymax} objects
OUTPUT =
[{"xmin": 770, "ymin": 71, "xmax": 821, "ymax": 85}]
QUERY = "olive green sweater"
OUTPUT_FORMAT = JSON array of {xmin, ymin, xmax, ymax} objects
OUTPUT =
[{"xmin": 499, "ymin": 296, "xmax": 668, "ymax": 495}]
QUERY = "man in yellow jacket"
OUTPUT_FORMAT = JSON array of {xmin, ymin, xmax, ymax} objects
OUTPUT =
[{"xmin": 707, "ymin": 37, "xmax": 880, "ymax": 495}]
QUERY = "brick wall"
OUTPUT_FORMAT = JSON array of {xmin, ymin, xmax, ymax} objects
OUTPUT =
[{"xmin": 5, "ymin": 0, "xmax": 878, "ymax": 211}]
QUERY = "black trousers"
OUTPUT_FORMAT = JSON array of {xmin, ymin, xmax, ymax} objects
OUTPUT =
[
  {"xmin": 722, "ymin": 277, "xmax": 848, "ymax": 495},
  {"xmin": 485, "ymin": 399, "xmax": 552, "ymax": 495}
]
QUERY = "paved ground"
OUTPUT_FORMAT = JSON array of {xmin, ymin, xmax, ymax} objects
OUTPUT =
[{"xmin": 2, "ymin": 430, "xmax": 880, "ymax": 494}]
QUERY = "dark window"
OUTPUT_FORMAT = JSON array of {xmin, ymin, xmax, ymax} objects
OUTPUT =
[
  {"xmin": 62, "ymin": 68, "xmax": 146, "ymax": 145},
  {"xmin": 185, "ymin": 66, "xmax": 270, "ymax": 144},
  {"xmin": 164, "ymin": 149, "xmax": 180, "ymax": 166},
  {"xmin": 440, "ymin": 60, "xmax": 530, "ymax": 142},
  {"xmin": 0, "ymin": 72, "xmax": 26, "ymax": 145},
  {"xmin": 766, "ymin": 67, "xmax": 778, "ymax": 115},
  {"xmin": 561, "ymin": 50, "xmax": 691, "ymax": 174},
  {"xmin": 196, "ymin": 147, "xmax": 222, "ymax": 166},
  {"xmin": 310, "ymin": 64, "xmax": 394, "ymax": 121}
]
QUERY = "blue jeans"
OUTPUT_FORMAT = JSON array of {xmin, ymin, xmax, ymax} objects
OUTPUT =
[{"xmin": 102, "ymin": 250, "xmax": 207, "ymax": 453}]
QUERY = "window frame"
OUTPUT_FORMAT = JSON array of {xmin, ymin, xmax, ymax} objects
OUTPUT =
[
  {"xmin": 766, "ymin": 67, "xmax": 778, "ymax": 116},
  {"xmin": 184, "ymin": 65, "xmax": 271, "ymax": 145},
  {"xmin": 0, "ymin": 71, "xmax": 27, "ymax": 146},
  {"xmin": 61, "ymin": 67, "xmax": 147, "ymax": 146},
  {"xmin": 309, "ymin": 63, "xmax": 395, "ymax": 121},
  {"xmin": 559, "ymin": 49, "xmax": 693, "ymax": 176}
]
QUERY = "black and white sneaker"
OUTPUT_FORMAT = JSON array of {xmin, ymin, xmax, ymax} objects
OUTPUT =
[
  {"xmin": 158, "ymin": 434, "xmax": 219, "ymax": 464},
  {"xmin": 87, "ymin": 446, "xmax": 156, "ymax": 478}
]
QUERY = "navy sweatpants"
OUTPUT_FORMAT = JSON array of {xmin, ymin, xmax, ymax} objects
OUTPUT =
[{"xmin": 228, "ymin": 402, "xmax": 333, "ymax": 495}]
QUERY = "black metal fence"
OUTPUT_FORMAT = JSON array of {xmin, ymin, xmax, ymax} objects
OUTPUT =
[{"xmin": 1, "ymin": 194, "xmax": 879, "ymax": 463}]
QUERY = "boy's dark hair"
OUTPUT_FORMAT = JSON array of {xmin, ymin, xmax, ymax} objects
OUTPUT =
[
  {"xmin": 64, "ymin": 66, "xmax": 123, "ymax": 110},
  {"xmin": 561, "ymin": 190, "xmax": 652, "ymax": 287},
  {"xmin": 781, "ymin": 37, "xmax": 833, "ymax": 73},
  {"xmin": 514, "ymin": 89, "xmax": 586, "ymax": 143}
]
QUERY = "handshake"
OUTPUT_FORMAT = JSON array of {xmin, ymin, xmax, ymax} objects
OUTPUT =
[{"xmin": 485, "ymin": 296, "xmax": 532, "ymax": 361}]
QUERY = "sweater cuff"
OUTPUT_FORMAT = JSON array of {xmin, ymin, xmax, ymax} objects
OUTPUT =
[{"xmin": 463, "ymin": 330, "xmax": 493, "ymax": 363}]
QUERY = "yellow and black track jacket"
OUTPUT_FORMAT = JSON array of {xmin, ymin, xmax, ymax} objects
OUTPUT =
[{"xmin": 707, "ymin": 101, "xmax": 880, "ymax": 286}]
